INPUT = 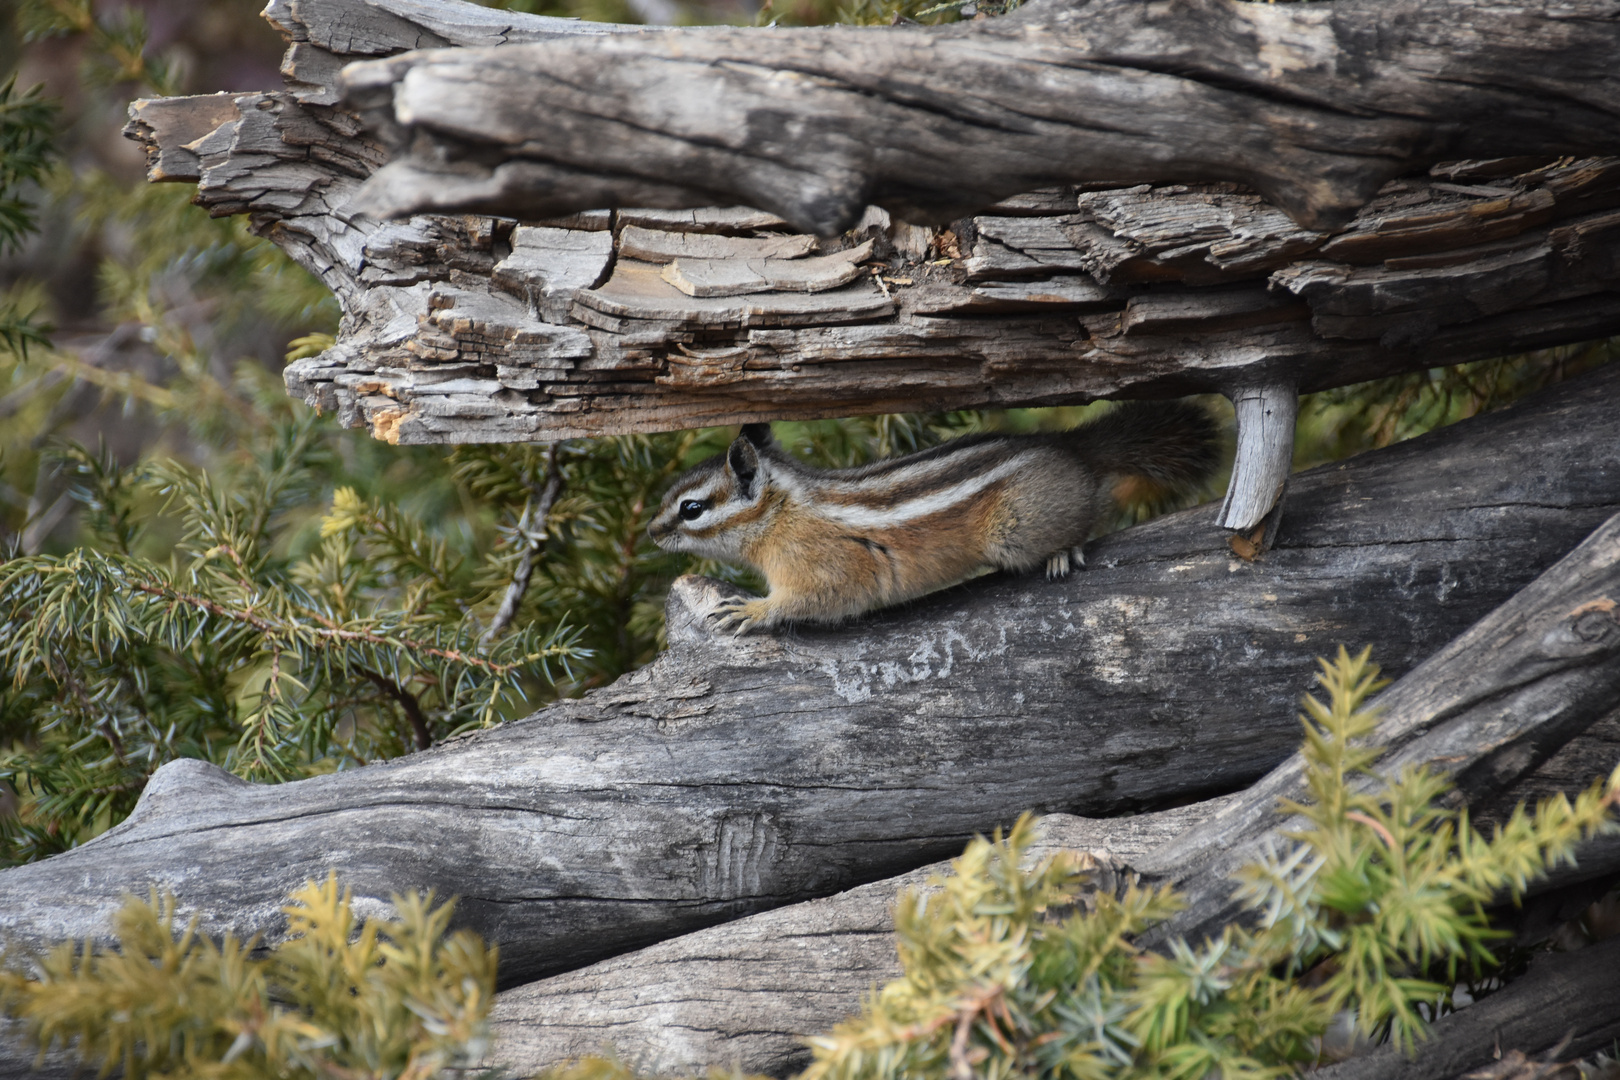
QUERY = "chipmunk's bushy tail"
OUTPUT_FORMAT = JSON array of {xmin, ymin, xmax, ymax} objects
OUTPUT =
[{"xmin": 1064, "ymin": 400, "xmax": 1222, "ymax": 495}]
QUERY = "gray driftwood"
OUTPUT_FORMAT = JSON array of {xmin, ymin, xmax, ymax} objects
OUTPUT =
[
  {"xmin": 486, "ymin": 805, "xmax": 1232, "ymax": 1077},
  {"xmin": 118, "ymin": 0, "xmax": 1620, "ymax": 466},
  {"xmin": 489, "ymin": 719, "xmax": 1620, "ymax": 1079},
  {"xmin": 1138, "ymin": 511, "xmax": 1620, "ymax": 948},
  {"xmin": 342, "ymin": 0, "xmax": 1620, "ymax": 235},
  {"xmin": 2, "ymin": 365, "xmax": 1619, "ymax": 996},
  {"xmin": 490, "ymin": 506, "xmax": 1620, "ymax": 1076},
  {"xmin": 501, "ymin": 769, "xmax": 1620, "ymax": 1079}
]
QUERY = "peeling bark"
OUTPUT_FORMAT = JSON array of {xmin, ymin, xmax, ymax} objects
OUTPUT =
[{"xmin": 118, "ymin": 0, "xmax": 1620, "ymax": 449}]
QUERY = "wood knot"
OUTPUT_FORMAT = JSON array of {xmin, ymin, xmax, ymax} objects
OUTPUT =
[{"xmin": 1566, "ymin": 597, "xmax": 1619, "ymax": 643}]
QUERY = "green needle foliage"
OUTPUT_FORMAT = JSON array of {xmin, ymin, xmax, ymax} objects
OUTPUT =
[
  {"xmin": 798, "ymin": 648, "xmax": 1620, "ymax": 1080},
  {"xmin": 0, "ymin": 74, "xmax": 56, "ymax": 359},
  {"xmin": 15, "ymin": 0, "xmax": 180, "ymax": 94},
  {"xmin": 0, "ymin": 419, "xmax": 592, "ymax": 862},
  {"xmin": 0, "ymin": 874, "xmax": 496, "ymax": 1079}
]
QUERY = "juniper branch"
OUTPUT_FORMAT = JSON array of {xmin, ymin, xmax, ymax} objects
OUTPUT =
[
  {"xmin": 363, "ymin": 670, "xmax": 433, "ymax": 752},
  {"xmin": 483, "ymin": 442, "xmax": 564, "ymax": 647}
]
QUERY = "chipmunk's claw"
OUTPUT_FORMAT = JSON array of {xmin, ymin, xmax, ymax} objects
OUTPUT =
[
  {"xmin": 708, "ymin": 596, "xmax": 768, "ymax": 636},
  {"xmin": 1044, "ymin": 546, "xmax": 1087, "ymax": 580}
]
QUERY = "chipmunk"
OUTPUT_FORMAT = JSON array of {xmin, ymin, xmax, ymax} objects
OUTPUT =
[{"xmin": 647, "ymin": 402, "xmax": 1220, "ymax": 634}]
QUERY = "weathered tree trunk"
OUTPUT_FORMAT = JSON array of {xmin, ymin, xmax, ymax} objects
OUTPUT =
[
  {"xmin": 2, "ymin": 364, "xmax": 1618, "ymax": 996},
  {"xmin": 488, "ymin": 749, "xmax": 1620, "ymax": 1079},
  {"xmin": 120, "ymin": 0, "xmax": 1620, "ymax": 481},
  {"xmin": 341, "ymin": 0, "xmax": 1620, "ymax": 235},
  {"xmin": 486, "ymin": 804, "xmax": 1236, "ymax": 1076},
  {"xmin": 1135, "ymin": 503, "xmax": 1620, "ymax": 948}
]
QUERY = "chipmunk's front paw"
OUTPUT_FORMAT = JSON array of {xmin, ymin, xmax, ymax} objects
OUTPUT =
[
  {"xmin": 708, "ymin": 596, "xmax": 774, "ymax": 636},
  {"xmin": 1044, "ymin": 546, "xmax": 1087, "ymax": 579}
]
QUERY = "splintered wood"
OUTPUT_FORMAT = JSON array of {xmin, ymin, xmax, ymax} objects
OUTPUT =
[{"xmin": 121, "ymin": 0, "xmax": 1620, "ymax": 445}]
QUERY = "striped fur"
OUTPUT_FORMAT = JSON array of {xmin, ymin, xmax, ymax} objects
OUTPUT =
[{"xmin": 647, "ymin": 403, "xmax": 1220, "ymax": 633}]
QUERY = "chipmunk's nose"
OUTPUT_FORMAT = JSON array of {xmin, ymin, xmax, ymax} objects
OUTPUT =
[{"xmin": 647, "ymin": 521, "xmax": 669, "ymax": 543}]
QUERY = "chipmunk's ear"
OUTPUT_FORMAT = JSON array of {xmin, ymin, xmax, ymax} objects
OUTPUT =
[
  {"xmin": 739, "ymin": 423, "xmax": 774, "ymax": 448},
  {"xmin": 726, "ymin": 435, "xmax": 762, "ymax": 498}
]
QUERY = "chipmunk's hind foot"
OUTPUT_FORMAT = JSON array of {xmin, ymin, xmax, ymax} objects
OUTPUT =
[{"xmin": 1044, "ymin": 546, "xmax": 1087, "ymax": 579}]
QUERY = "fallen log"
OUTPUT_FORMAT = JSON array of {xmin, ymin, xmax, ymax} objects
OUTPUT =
[
  {"xmin": 486, "ymin": 806, "xmax": 1232, "ymax": 1077},
  {"xmin": 485, "ymin": 510, "xmax": 1620, "ymax": 1077},
  {"xmin": 1137, "ymin": 505, "xmax": 1620, "ymax": 949},
  {"xmin": 342, "ymin": 0, "xmax": 1620, "ymax": 235},
  {"xmin": 1, "ymin": 364, "xmax": 1617, "ymax": 992},
  {"xmin": 493, "ymin": 749, "xmax": 1620, "ymax": 1077},
  {"xmin": 118, "ymin": 0, "xmax": 1620, "ymax": 464}
]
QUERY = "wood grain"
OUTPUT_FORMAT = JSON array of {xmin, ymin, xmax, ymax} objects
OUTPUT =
[
  {"xmin": 341, "ymin": 0, "xmax": 1620, "ymax": 234},
  {"xmin": 1139, "ymin": 505, "xmax": 1620, "ymax": 947},
  {"xmin": 486, "ymin": 806, "xmax": 1231, "ymax": 1077},
  {"xmin": 486, "ymin": 493, "xmax": 1620, "ymax": 1077}
]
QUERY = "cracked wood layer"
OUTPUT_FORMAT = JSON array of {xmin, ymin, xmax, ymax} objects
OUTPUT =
[
  {"xmin": 121, "ymin": 0, "xmax": 1620, "ymax": 446},
  {"xmin": 2, "ymin": 365, "xmax": 1619, "ymax": 993},
  {"xmin": 341, "ymin": 0, "xmax": 1620, "ymax": 235}
]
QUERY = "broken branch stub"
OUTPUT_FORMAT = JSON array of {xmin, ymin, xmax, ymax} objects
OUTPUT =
[{"xmin": 1219, "ymin": 382, "xmax": 1299, "ymax": 535}]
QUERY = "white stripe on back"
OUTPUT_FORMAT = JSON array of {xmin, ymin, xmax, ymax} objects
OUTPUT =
[
  {"xmin": 814, "ymin": 452, "xmax": 1032, "ymax": 528},
  {"xmin": 819, "ymin": 441, "xmax": 1010, "ymax": 492}
]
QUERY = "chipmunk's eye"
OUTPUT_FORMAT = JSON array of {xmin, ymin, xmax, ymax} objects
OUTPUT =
[{"xmin": 678, "ymin": 499, "xmax": 708, "ymax": 521}]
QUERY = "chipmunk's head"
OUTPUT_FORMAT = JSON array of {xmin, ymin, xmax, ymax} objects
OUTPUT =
[{"xmin": 648, "ymin": 423, "xmax": 783, "ymax": 562}]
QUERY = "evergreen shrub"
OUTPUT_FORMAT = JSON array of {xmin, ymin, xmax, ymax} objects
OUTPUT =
[{"xmin": 0, "ymin": 874, "xmax": 496, "ymax": 1079}]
